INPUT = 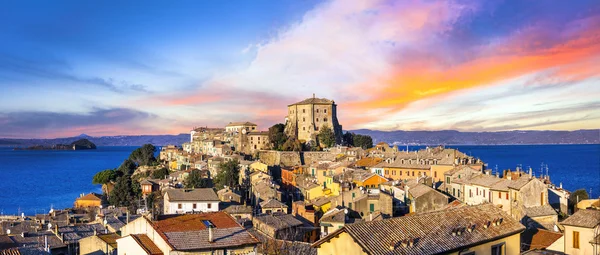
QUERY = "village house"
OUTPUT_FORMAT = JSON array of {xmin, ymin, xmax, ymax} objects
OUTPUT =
[
  {"xmin": 78, "ymin": 233, "xmax": 118, "ymax": 255},
  {"xmin": 118, "ymin": 212, "xmax": 260, "ymax": 255},
  {"xmin": 140, "ymin": 180, "xmax": 159, "ymax": 196},
  {"xmin": 252, "ymin": 213, "xmax": 304, "ymax": 241},
  {"xmin": 319, "ymin": 207, "xmax": 362, "ymax": 238},
  {"xmin": 217, "ymin": 187, "xmax": 243, "ymax": 204},
  {"xmin": 404, "ymin": 181, "xmax": 448, "ymax": 214},
  {"xmin": 247, "ymin": 131, "xmax": 270, "ymax": 152},
  {"xmin": 560, "ymin": 209, "xmax": 600, "ymax": 255},
  {"xmin": 74, "ymin": 193, "xmax": 103, "ymax": 209},
  {"xmin": 222, "ymin": 205, "xmax": 254, "ymax": 222},
  {"xmin": 260, "ymin": 199, "xmax": 288, "ymax": 214},
  {"xmin": 312, "ymin": 203, "xmax": 526, "ymax": 255},
  {"xmin": 547, "ymin": 183, "xmax": 570, "ymax": 214},
  {"xmin": 225, "ymin": 121, "xmax": 257, "ymax": 133},
  {"xmin": 352, "ymin": 172, "xmax": 388, "ymax": 190},
  {"xmin": 163, "ymin": 188, "xmax": 220, "ymax": 214}
]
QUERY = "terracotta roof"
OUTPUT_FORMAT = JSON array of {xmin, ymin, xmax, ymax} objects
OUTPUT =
[
  {"xmin": 76, "ymin": 193, "xmax": 102, "ymax": 201},
  {"xmin": 289, "ymin": 97, "xmax": 334, "ymax": 106},
  {"xmin": 521, "ymin": 228, "xmax": 563, "ymax": 251},
  {"xmin": 354, "ymin": 157, "xmax": 383, "ymax": 168},
  {"xmin": 131, "ymin": 234, "xmax": 163, "ymax": 255},
  {"xmin": 91, "ymin": 233, "xmax": 119, "ymax": 249},
  {"xmin": 223, "ymin": 205, "xmax": 253, "ymax": 214},
  {"xmin": 313, "ymin": 204, "xmax": 525, "ymax": 255},
  {"xmin": 152, "ymin": 212, "xmax": 259, "ymax": 251},
  {"xmin": 165, "ymin": 188, "xmax": 219, "ymax": 202},
  {"xmin": 490, "ymin": 179, "xmax": 512, "ymax": 191},
  {"xmin": 260, "ymin": 199, "xmax": 288, "ymax": 209},
  {"xmin": 469, "ymin": 175, "xmax": 503, "ymax": 188},
  {"xmin": 406, "ymin": 182, "xmax": 446, "ymax": 199},
  {"xmin": 561, "ymin": 209, "xmax": 600, "ymax": 228},
  {"xmin": 524, "ymin": 204, "xmax": 557, "ymax": 217},
  {"xmin": 444, "ymin": 165, "xmax": 479, "ymax": 176}
]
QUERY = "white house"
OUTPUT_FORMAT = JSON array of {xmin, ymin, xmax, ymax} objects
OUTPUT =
[{"xmin": 163, "ymin": 188, "xmax": 220, "ymax": 214}]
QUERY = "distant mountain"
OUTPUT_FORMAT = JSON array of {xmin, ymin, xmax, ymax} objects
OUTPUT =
[
  {"xmin": 1, "ymin": 129, "xmax": 597, "ymax": 147},
  {"xmin": 348, "ymin": 129, "xmax": 600, "ymax": 145},
  {"xmin": 0, "ymin": 134, "xmax": 190, "ymax": 147}
]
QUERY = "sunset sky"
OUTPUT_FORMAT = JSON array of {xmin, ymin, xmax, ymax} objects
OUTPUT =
[{"xmin": 1, "ymin": 0, "xmax": 599, "ymax": 138}]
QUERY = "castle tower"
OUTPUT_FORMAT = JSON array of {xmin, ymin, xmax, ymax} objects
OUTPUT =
[{"xmin": 285, "ymin": 95, "xmax": 343, "ymax": 144}]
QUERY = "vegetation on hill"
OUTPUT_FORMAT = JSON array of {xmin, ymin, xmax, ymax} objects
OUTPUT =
[
  {"xmin": 185, "ymin": 169, "xmax": 212, "ymax": 188},
  {"xmin": 129, "ymin": 144, "xmax": 157, "ymax": 166},
  {"xmin": 151, "ymin": 167, "xmax": 170, "ymax": 179},
  {"xmin": 318, "ymin": 125, "xmax": 336, "ymax": 148},
  {"xmin": 213, "ymin": 159, "xmax": 240, "ymax": 190},
  {"xmin": 268, "ymin": 123, "xmax": 287, "ymax": 150},
  {"xmin": 343, "ymin": 132, "xmax": 373, "ymax": 149},
  {"xmin": 70, "ymin": 138, "xmax": 96, "ymax": 149}
]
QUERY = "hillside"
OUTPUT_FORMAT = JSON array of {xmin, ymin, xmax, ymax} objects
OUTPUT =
[{"xmin": 1, "ymin": 134, "xmax": 189, "ymax": 147}]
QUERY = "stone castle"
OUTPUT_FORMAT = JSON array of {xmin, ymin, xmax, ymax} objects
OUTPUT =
[{"xmin": 284, "ymin": 95, "xmax": 343, "ymax": 144}]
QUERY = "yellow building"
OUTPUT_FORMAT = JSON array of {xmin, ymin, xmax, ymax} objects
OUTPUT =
[
  {"xmin": 561, "ymin": 209, "xmax": 600, "ymax": 255},
  {"xmin": 250, "ymin": 161, "xmax": 269, "ymax": 174},
  {"xmin": 79, "ymin": 233, "xmax": 118, "ymax": 255},
  {"xmin": 74, "ymin": 193, "xmax": 103, "ymax": 208},
  {"xmin": 313, "ymin": 204, "xmax": 525, "ymax": 255},
  {"xmin": 353, "ymin": 173, "xmax": 388, "ymax": 189}
]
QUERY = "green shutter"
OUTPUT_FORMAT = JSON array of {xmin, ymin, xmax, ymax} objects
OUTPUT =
[{"xmin": 370, "ymin": 204, "xmax": 374, "ymax": 212}]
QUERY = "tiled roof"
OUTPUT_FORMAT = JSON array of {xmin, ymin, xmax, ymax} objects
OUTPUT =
[
  {"xmin": 313, "ymin": 204, "xmax": 525, "ymax": 255},
  {"xmin": 354, "ymin": 157, "xmax": 383, "ymax": 168},
  {"xmin": 0, "ymin": 247, "xmax": 48, "ymax": 255},
  {"xmin": 152, "ymin": 212, "xmax": 259, "ymax": 251},
  {"xmin": 76, "ymin": 193, "xmax": 102, "ymax": 201},
  {"xmin": 490, "ymin": 179, "xmax": 512, "ymax": 191},
  {"xmin": 406, "ymin": 182, "xmax": 444, "ymax": 199},
  {"xmin": 97, "ymin": 233, "xmax": 120, "ymax": 249},
  {"xmin": 260, "ymin": 199, "xmax": 288, "ymax": 209},
  {"xmin": 57, "ymin": 223, "xmax": 106, "ymax": 244},
  {"xmin": 469, "ymin": 175, "xmax": 503, "ymax": 188},
  {"xmin": 249, "ymin": 228, "xmax": 317, "ymax": 255},
  {"xmin": 248, "ymin": 131, "xmax": 269, "ymax": 136},
  {"xmin": 444, "ymin": 165, "xmax": 479, "ymax": 176},
  {"xmin": 131, "ymin": 234, "xmax": 163, "ymax": 255},
  {"xmin": 165, "ymin": 188, "xmax": 219, "ymax": 202},
  {"xmin": 508, "ymin": 176, "xmax": 533, "ymax": 190},
  {"xmin": 223, "ymin": 205, "xmax": 253, "ymax": 214},
  {"xmin": 254, "ymin": 213, "xmax": 303, "ymax": 230},
  {"xmin": 524, "ymin": 204, "xmax": 557, "ymax": 217},
  {"xmin": 226, "ymin": 121, "xmax": 257, "ymax": 127},
  {"xmin": 561, "ymin": 209, "xmax": 600, "ymax": 228},
  {"xmin": 521, "ymin": 228, "xmax": 563, "ymax": 251},
  {"xmin": 289, "ymin": 97, "xmax": 334, "ymax": 106}
]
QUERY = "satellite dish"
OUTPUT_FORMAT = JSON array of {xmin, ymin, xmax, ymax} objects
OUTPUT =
[
  {"xmin": 6, "ymin": 229, "xmax": 10, "ymax": 235},
  {"xmin": 344, "ymin": 209, "xmax": 348, "ymax": 214},
  {"xmin": 242, "ymin": 129, "xmax": 247, "ymax": 135},
  {"xmin": 48, "ymin": 223, "xmax": 52, "ymax": 231}
]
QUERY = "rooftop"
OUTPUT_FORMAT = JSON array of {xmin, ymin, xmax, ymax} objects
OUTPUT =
[
  {"xmin": 130, "ymin": 234, "xmax": 163, "ymax": 255},
  {"xmin": 226, "ymin": 122, "xmax": 257, "ymax": 127},
  {"xmin": 260, "ymin": 199, "xmax": 288, "ymax": 209},
  {"xmin": 289, "ymin": 97, "xmax": 334, "ymax": 106},
  {"xmin": 313, "ymin": 204, "xmax": 525, "ymax": 255},
  {"xmin": 152, "ymin": 212, "xmax": 259, "ymax": 251},
  {"xmin": 76, "ymin": 193, "xmax": 102, "ymax": 201},
  {"xmin": 524, "ymin": 204, "xmax": 557, "ymax": 217},
  {"xmin": 96, "ymin": 233, "xmax": 120, "ymax": 249},
  {"xmin": 253, "ymin": 213, "xmax": 303, "ymax": 231},
  {"xmin": 561, "ymin": 209, "xmax": 600, "ymax": 228},
  {"xmin": 165, "ymin": 188, "xmax": 219, "ymax": 202}
]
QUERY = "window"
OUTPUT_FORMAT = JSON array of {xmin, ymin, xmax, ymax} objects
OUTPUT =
[
  {"xmin": 540, "ymin": 192, "xmax": 544, "ymax": 205},
  {"xmin": 349, "ymin": 202, "xmax": 352, "ymax": 209},
  {"xmin": 453, "ymin": 188, "xmax": 456, "ymax": 196},
  {"xmin": 483, "ymin": 190, "xmax": 486, "ymax": 198},
  {"xmin": 208, "ymin": 203, "xmax": 212, "ymax": 209},
  {"xmin": 399, "ymin": 171, "xmax": 402, "ymax": 176},
  {"xmin": 446, "ymin": 177, "xmax": 450, "ymax": 183},
  {"xmin": 491, "ymin": 243, "xmax": 504, "ymax": 255},
  {"xmin": 434, "ymin": 172, "xmax": 437, "ymax": 178},
  {"xmin": 369, "ymin": 204, "xmax": 375, "ymax": 212},
  {"xmin": 323, "ymin": 171, "xmax": 326, "ymax": 176},
  {"xmin": 316, "ymin": 118, "xmax": 319, "ymax": 122},
  {"xmin": 324, "ymin": 118, "xmax": 328, "ymax": 122},
  {"xmin": 498, "ymin": 192, "xmax": 501, "ymax": 199},
  {"xmin": 506, "ymin": 193, "xmax": 509, "ymax": 200},
  {"xmin": 470, "ymin": 190, "xmax": 473, "ymax": 197},
  {"xmin": 303, "ymin": 117, "xmax": 305, "ymax": 122},
  {"xmin": 385, "ymin": 170, "xmax": 389, "ymax": 175},
  {"xmin": 178, "ymin": 203, "xmax": 182, "ymax": 209},
  {"xmin": 193, "ymin": 203, "xmax": 197, "ymax": 209},
  {"xmin": 324, "ymin": 109, "xmax": 327, "ymax": 113},
  {"xmin": 412, "ymin": 171, "xmax": 415, "ymax": 176},
  {"xmin": 392, "ymin": 170, "xmax": 396, "ymax": 176},
  {"xmin": 303, "ymin": 127, "xmax": 306, "ymax": 131},
  {"xmin": 303, "ymin": 109, "xmax": 306, "ymax": 113},
  {"xmin": 573, "ymin": 231, "xmax": 580, "ymax": 248},
  {"xmin": 352, "ymin": 193, "xmax": 355, "ymax": 198}
]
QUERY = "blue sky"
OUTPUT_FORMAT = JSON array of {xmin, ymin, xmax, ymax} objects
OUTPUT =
[{"xmin": 1, "ymin": 0, "xmax": 599, "ymax": 138}]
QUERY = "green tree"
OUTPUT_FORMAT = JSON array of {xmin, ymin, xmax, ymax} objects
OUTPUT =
[
  {"xmin": 109, "ymin": 176, "xmax": 139, "ymax": 211},
  {"xmin": 129, "ymin": 144, "xmax": 157, "ymax": 166},
  {"xmin": 353, "ymin": 133, "xmax": 373, "ymax": 149},
  {"xmin": 92, "ymin": 169, "xmax": 117, "ymax": 185},
  {"xmin": 117, "ymin": 159, "xmax": 137, "ymax": 176},
  {"xmin": 268, "ymin": 123, "xmax": 288, "ymax": 150},
  {"xmin": 569, "ymin": 189, "xmax": 589, "ymax": 211},
  {"xmin": 214, "ymin": 159, "xmax": 240, "ymax": 190},
  {"xmin": 282, "ymin": 137, "xmax": 303, "ymax": 151},
  {"xmin": 317, "ymin": 125, "xmax": 336, "ymax": 148},
  {"xmin": 343, "ymin": 132, "xmax": 354, "ymax": 146},
  {"xmin": 151, "ymin": 167, "xmax": 170, "ymax": 179},
  {"xmin": 185, "ymin": 169, "xmax": 212, "ymax": 188}
]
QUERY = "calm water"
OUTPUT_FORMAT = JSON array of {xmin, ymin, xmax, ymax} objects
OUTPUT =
[
  {"xmin": 0, "ymin": 145, "xmax": 598, "ymax": 215},
  {"xmin": 0, "ymin": 146, "xmax": 138, "ymax": 215}
]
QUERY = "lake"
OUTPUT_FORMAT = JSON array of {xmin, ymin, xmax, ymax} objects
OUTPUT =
[{"xmin": 0, "ymin": 144, "xmax": 598, "ymax": 215}]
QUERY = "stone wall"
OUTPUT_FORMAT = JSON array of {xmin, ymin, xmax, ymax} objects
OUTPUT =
[
  {"xmin": 303, "ymin": 151, "xmax": 336, "ymax": 164},
  {"xmin": 259, "ymin": 151, "xmax": 302, "ymax": 167}
]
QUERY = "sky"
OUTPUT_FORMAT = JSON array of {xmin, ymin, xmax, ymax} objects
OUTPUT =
[{"xmin": 0, "ymin": 0, "xmax": 599, "ymax": 138}]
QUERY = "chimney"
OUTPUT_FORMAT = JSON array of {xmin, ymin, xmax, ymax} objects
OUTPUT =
[
  {"xmin": 208, "ymin": 225, "xmax": 214, "ymax": 243},
  {"xmin": 45, "ymin": 234, "xmax": 48, "ymax": 252},
  {"xmin": 528, "ymin": 167, "xmax": 533, "ymax": 178},
  {"xmin": 559, "ymin": 182, "xmax": 563, "ymax": 189},
  {"xmin": 495, "ymin": 172, "xmax": 499, "ymax": 178},
  {"xmin": 369, "ymin": 212, "xmax": 373, "ymax": 221},
  {"xmin": 93, "ymin": 228, "xmax": 97, "ymax": 236},
  {"xmin": 126, "ymin": 211, "xmax": 130, "ymax": 224}
]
